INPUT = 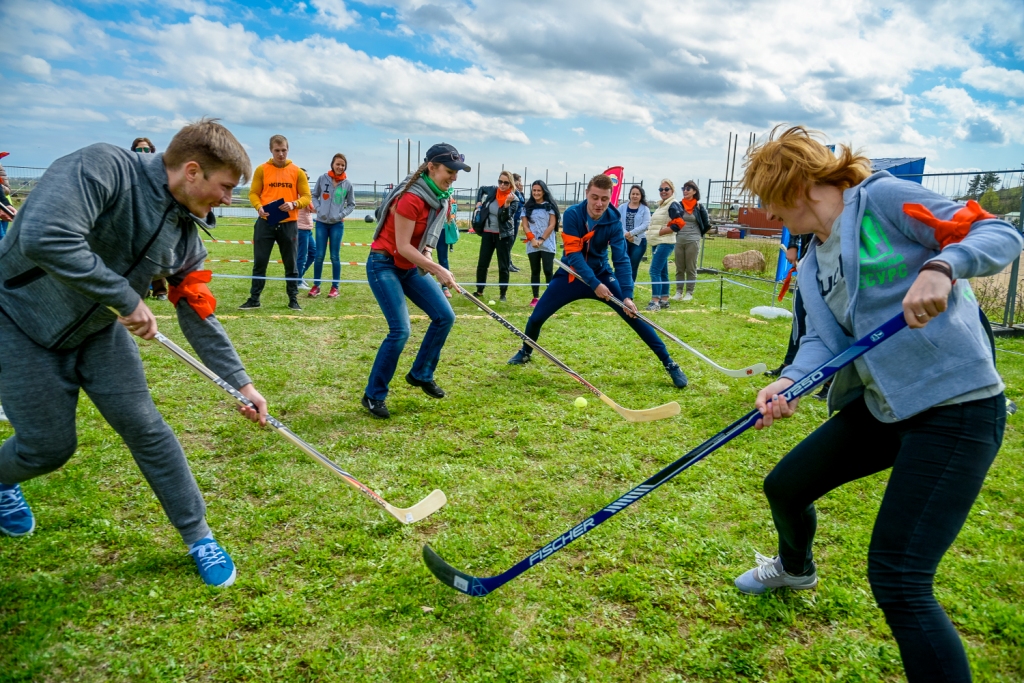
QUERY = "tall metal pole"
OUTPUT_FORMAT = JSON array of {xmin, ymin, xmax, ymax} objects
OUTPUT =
[
  {"xmin": 417, "ymin": 141, "xmax": 421, "ymax": 167},
  {"xmin": 1003, "ymin": 182, "xmax": 1024, "ymax": 327},
  {"xmin": 407, "ymin": 139, "xmax": 411, "ymax": 175},
  {"xmin": 546, "ymin": 169, "xmax": 549, "ymax": 184},
  {"xmin": 396, "ymin": 139, "xmax": 400, "ymax": 185},
  {"xmin": 727, "ymin": 134, "xmax": 739, "ymax": 217},
  {"xmin": 722, "ymin": 133, "xmax": 733, "ymax": 219}
]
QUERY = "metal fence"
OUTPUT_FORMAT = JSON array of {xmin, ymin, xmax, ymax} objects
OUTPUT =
[{"xmin": 2, "ymin": 165, "xmax": 46, "ymax": 198}]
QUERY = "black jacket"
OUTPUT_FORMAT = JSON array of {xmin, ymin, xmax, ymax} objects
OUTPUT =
[{"xmin": 475, "ymin": 185, "xmax": 520, "ymax": 240}]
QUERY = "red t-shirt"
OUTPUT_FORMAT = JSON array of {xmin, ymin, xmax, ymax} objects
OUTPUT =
[{"xmin": 372, "ymin": 193, "xmax": 430, "ymax": 270}]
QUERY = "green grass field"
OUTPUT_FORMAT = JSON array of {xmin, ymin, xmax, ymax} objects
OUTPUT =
[{"xmin": 2, "ymin": 218, "xmax": 1022, "ymax": 682}]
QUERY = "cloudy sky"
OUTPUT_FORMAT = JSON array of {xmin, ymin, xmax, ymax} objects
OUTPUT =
[{"xmin": 2, "ymin": 0, "xmax": 1023, "ymax": 189}]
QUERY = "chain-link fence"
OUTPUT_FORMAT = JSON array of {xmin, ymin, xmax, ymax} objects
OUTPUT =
[{"xmin": 2, "ymin": 165, "xmax": 46, "ymax": 199}]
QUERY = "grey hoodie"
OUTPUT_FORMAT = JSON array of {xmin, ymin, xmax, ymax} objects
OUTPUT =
[
  {"xmin": 0, "ymin": 143, "xmax": 251, "ymax": 388},
  {"xmin": 311, "ymin": 173, "xmax": 355, "ymax": 224},
  {"xmin": 782, "ymin": 171, "xmax": 1022, "ymax": 421}
]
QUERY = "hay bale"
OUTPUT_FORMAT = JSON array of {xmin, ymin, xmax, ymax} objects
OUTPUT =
[{"xmin": 722, "ymin": 249, "xmax": 767, "ymax": 272}]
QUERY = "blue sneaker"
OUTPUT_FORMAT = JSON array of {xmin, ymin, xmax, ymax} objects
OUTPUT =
[
  {"xmin": 188, "ymin": 538, "xmax": 236, "ymax": 587},
  {"xmin": 0, "ymin": 483, "xmax": 36, "ymax": 537},
  {"xmin": 507, "ymin": 349, "xmax": 532, "ymax": 365}
]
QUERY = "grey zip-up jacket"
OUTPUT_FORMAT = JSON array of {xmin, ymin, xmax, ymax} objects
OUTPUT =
[
  {"xmin": 782, "ymin": 171, "xmax": 1022, "ymax": 421},
  {"xmin": 311, "ymin": 173, "xmax": 355, "ymax": 224},
  {"xmin": 0, "ymin": 143, "xmax": 252, "ymax": 388}
]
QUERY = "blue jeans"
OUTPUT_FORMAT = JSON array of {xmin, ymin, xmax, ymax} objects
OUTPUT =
[
  {"xmin": 522, "ymin": 270, "xmax": 670, "ymax": 365},
  {"xmin": 436, "ymin": 242, "xmax": 452, "ymax": 272},
  {"xmin": 364, "ymin": 253, "xmax": 456, "ymax": 401},
  {"xmin": 0, "ymin": 221, "xmax": 8, "ymax": 240},
  {"xmin": 296, "ymin": 230, "xmax": 316, "ymax": 280},
  {"xmin": 626, "ymin": 237, "xmax": 647, "ymax": 284},
  {"xmin": 314, "ymin": 221, "xmax": 344, "ymax": 288},
  {"xmin": 649, "ymin": 243, "xmax": 674, "ymax": 298}
]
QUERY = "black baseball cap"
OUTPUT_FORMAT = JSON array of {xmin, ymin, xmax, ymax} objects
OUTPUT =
[{"xmin": 425, "ymin": 143, "xmax": 471, "ymax": 172}]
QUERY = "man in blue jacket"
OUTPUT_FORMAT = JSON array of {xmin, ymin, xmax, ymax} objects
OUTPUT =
[{"xmin": 507, "ymin": 174, "xmax": 688, "ymax": 388}]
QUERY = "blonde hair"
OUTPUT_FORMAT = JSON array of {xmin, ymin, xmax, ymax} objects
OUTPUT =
[
  {"xmin": 498, "ymin": 170, "xmax": 515, "ymax": 188},
  {"xmin": 658, "ymin": 178, "xmax": 676, "ymax": 207},
  {"xmin": 164, "ymin": 118, "xmax": 252, "ymax": 183},
  {"xmin": 742, "ymin": 125, "xmax": 871, "ymax": 208},
  {"xmin": 269, "ymin": 134, "xmax": 288, "ymax": 149}
]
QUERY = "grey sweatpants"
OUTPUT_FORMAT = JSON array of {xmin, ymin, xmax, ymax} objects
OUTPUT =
[
  {"xmin": 0, "ymin": 309, "xmax": 210, "ymax": 544},
  {"xmin": 674, "ymin": 239, "xmax": 700, "ymax": 295}
]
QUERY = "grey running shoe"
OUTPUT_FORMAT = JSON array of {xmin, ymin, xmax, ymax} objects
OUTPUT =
[
  {"xmin": 659, "ymin": 300, "xmax": 670, "ymax": 309},
  {"xmin": 645, "ymin": 301, "xmax": 660, "ymax": 312},
  {"xmin": 735, "ymin": 552, "xmax": 818, "ymax": 595}
]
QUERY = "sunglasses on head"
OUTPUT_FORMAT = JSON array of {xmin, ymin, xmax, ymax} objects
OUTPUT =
[
  {"xmin": 659, "ymin": 186, "xmax": 672, "ymax": 192},
  {"xmin": 430, "ymin": 151, "xmax": 465, "ymax": 163}
]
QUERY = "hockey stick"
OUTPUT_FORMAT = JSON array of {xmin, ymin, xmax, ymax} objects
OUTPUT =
[
  {"xmin": 423, "ymin": 312, "xmax": 908, "ymax": 595},
  {"xmin": 455, "ymin": 285, "xmax": 679, "ymax": 422},
  {"xmin": 154, "ymin": 332, "xmax": 447, "ymax": 524},
  {"xmin": 553, "ymin": 258, "xmax": 767, "ymax": 378}
]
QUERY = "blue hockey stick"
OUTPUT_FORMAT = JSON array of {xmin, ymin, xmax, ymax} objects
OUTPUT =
[{"xmin": 423, "ymin": 312, "xmax": 909, "ymax": 596}]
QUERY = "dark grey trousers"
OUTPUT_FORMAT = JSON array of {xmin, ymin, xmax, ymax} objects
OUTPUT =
[{"xmin": 0, "ymin": 309, "xmax": 210, "ymax": 544}]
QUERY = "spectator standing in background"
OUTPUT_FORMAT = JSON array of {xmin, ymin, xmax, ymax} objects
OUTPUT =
[
  {"xmin": 509, "ymin": 174, "xmax": 525, "ymax": 272},
  {"xmin": 620, "ymin": 185, "xmax": 651, "ymax": 283},
  {"xmin": 521, "ymin": 180, "xmax": 560, "ymax": 307},
  {"xmin": 310, "ymin": 153, "xmax": 355, "ymax": 298},
  {"xmin": 131, "ymin": 138, "xmax": 169, "ymax": 301},
  {"xmin": 0, "ymin": 153, "xmax": 12, "ymax": 240},
  {"xmin": 239, "ymin": 134, "xmax": 310, "ymax": 311},
  {"xmin": 295, "ymin": 168, "xmax": 317, "ymax": 290},
  {"xmin": 668, "ymin": 180, "xmax": 710, "ymax": 301},
  {"xmin": 645, "ymin": 179, "xmax": 682, "ymax": 311},
  {"xmin": 473, "ymin": 170, "xmax": 520, "ymax": 302}
]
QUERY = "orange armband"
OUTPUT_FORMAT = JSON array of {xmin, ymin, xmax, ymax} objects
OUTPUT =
[
  {"xmin": 168, "ymin": 270, "xmax": 217, "ymax": 319},
  {"xmin": 902, "ymin": 200, "xmax": 995, "ymax": 250}
]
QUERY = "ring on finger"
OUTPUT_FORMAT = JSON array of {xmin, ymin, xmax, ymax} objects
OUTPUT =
[{"xmin": 915, "ymin": 312, "xmax": 927, "ymax": 319}]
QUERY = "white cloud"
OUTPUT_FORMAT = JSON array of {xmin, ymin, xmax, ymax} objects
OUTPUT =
[
  {"xmin": 571, "ymin": 127, "xmax": 585, "ymax": 135},
  {"xmin": 16, "ymin": 55, "xmax": 52, "ymax": 80},
  {"xmin": 311, "ymin": 0, "xmax": 358, "ymax": 30},
  {"xmin": 962, "ymin": 65, "xmax": 1024, "ymax": 99}
]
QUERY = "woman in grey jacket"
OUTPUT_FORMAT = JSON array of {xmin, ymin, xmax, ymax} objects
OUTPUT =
[
  {"xmin": 473, "ymin": 170, "xmax": 520, "ymax": 302},
  {"xmin": 619, "ymin": 185, "xmax": 651, "ymax": 283},
  {"xmin": 310, "ymin": 153, "xmax": 355, "ymax": 297},
  {"xmin": 736, "ymin": 126, "xmax": 1022, "ymax": 683}
]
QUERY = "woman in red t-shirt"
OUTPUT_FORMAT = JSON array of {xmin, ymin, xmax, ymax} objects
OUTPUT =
[{"xmin": 362, "ymin": 143, "xmax": 470, "ymax": 419}]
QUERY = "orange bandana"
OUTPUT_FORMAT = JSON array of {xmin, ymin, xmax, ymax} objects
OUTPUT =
[
  {"xmin": 682, "ymin": 198, "xmax": 697, "ymax": 213},
  {"xmin": 495, "ymin": 186, "xmax": 512, "ymax": 208},
  {"xmin": 329, "ymin": 170, "xmax": 347, "ymax": 182},
  {"xmin": 167, "ymin": 270, "xmax": 217, "ymax": 319}
]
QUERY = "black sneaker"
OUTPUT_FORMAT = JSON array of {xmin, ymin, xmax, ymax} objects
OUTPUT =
[
  {"xmin": 499, "ymin": 295, "xmax": 507, "ymax": 303},
  {"xmin": 361, "ymin": 394, "xmax": 390, "ymax": 418},
  {"xmin": 508, "ymin": 349, "xmax": 531, "ymax": 365},
  {"xmin": 238, "ymin": 299, "xmax": 261, "ymax": 310},
  {"xmin": 665, "ymin": 361, "xmax": 688, "ymax": 388},
  {"xmin": 509, "ymin": 264, "xmax": 520, "ymax": 273},
  {"xmin": 405, "ymin": 372, "xmax": 445, "ymax": 398},
  {"xmin": 812, "ymin": 379, "xmax": 832, "ymax": 401},
  {"xmin": 764, "ymin": 363, "xmax": 786, "ymax": 378},
  {"xmin": 288, "ymin": 299, "xmax": 302, "ymax": 311}
]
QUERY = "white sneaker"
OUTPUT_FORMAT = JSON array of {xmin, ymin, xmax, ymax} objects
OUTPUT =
[
  {"xmin": 734, "ymin": 552, "xmax": 818, "ymax": 595},
  {"xmin": 298, "ymin": 281, "xmax": 311, "ymax": 290},
  {"xmin": 671, "ymin": 292, "xmax": 684, "ymax": 301},
  {"xmin": 682, "ymin": 292, "xmax": 693, "ymax": 301}
]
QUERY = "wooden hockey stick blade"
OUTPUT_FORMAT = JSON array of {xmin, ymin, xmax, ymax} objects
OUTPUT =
[
  {"xmin": 456, "ymin": 285, "xmax": 678, "ymax": 422},
  {"xmin": 153, "ymin": 333, "xmax": 447, "ymax": 524},
  {"xmin": 599, "ymin": 393, "xmax": 680, "ymax": 422}
]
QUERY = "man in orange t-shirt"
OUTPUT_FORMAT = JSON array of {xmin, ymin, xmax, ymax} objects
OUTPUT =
[{"xmin": 239, "ymin": 134, "xmax": 311, "ymax": 310}]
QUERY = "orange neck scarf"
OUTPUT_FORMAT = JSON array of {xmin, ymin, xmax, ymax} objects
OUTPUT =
[
  {"xmin": 682, "ymin": 198, "xmax": 698, "ymax": 213},
  {"xmin": 329, "ymin": 170, "xmax": 346, "ymax": 182},
  {"xmin": 495, "ymin": 186, "xmax": 512, "ymax": 207}
]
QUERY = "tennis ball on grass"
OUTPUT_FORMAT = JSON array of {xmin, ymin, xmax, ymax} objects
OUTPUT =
[
  {"xmin": 574, "ymin": 396, "xmax": 588, "ymax": 408},
  {"xmin": 488, "ymin": 300, "xmax": 496, "ymax": 305}
]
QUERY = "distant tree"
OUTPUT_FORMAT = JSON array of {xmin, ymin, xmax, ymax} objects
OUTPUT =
[
  {"xmin": 981, "ymin": 172, "xmax": 1001, "ymax": 194},
  {"xmin": 966, "ymin": 174, "xmax": 983, "ymax": 200},
  {"xmin": 979, "ymin": 187, "xmax": 1001, "ymax": 213}
]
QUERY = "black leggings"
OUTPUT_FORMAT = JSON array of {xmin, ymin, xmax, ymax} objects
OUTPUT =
[
  {"xmin": 475, "ymin": 233, "xmax": 512, "ymax": 296},
  {"xmin": 764, "ymin": 394, "xmax": 1005, "ymax": 682},
  {"xmin": 527, "ymin": 251, "xmax": 554, "ymax": 297}
]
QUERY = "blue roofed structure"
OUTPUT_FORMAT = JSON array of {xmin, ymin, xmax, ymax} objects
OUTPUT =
[{"xmin": 870, "ymin": 157, "xmax": 926, "ymax": 184}]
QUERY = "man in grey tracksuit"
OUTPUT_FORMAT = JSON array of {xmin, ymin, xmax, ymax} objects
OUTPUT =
[{"xmin": 0, "ymin": 120, "xmax": 268, "ymax": 587}]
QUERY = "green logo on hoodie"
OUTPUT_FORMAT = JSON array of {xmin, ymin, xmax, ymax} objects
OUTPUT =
[{"xmin": 859, "ymin": 211, "xmax": 907, "ymax": 289}]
